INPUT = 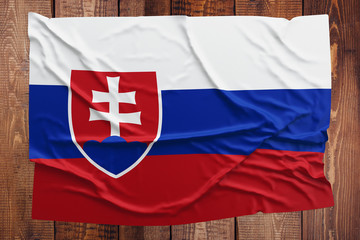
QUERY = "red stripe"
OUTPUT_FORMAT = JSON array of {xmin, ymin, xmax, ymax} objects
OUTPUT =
[{"xmin": 31, "ymin": 149, "xmax": 333, "ymax": 225}]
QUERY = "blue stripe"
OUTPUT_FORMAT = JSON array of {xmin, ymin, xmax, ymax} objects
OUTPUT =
[
  {"xmin": 29, "ymin": 85, "xmax": 83, "ymax": 159},
  {"xmin": 29, "ymin": 85, "xmax": 330, "ymax": 159},
  {"xmin": 149, "ymin": 89, "xmax": 330, "ymax": 155}
]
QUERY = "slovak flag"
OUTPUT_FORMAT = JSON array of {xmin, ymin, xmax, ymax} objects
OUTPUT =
[{"xmin": 28, "ymin": 13, "xmax": 334, "ymax": 225}]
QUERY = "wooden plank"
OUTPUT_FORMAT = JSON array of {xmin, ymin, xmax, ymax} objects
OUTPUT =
[
  {"xmin": 172, "ymin": 0, "xmax": 234, "ymax": 16},
  {"xmin": 120, "ymin": 0, "xmax": 145, "ymax": 16},
  {"xmin": 0, "ymin": 0, "xmax": 54, "ymax": 239},
  {"xmin": 55, "ymin": 223, "xmax": 118, "ymax": 239},
  {"xmin": 117, "ymin": 1, "xmax": 171, "ymax": 239},
  {"xmin": 303, "ymin": 0, "xmax": 360, "ymax": 239},
  {"xmin": 145, "ymin": 0, "xmax": 171, "ymax": 16},
  {"xmin": 171, "ymin": 1, "xmax": 235, "ymax": 239},
  {"xmin": 236, "ymin": 212, "xmax": 301, "ymax": 239},
  {"xmin": 55, "ymin": 0, "xmax": 117, "ymax": 17},
  {"xmin": 53, "ymin": 0, "xmax": 119, "ymax": 238},
  {"xmin": 120, "ymin": 0, "xmax": 171, "ymax": 16},
  {"xmin": 119, "ymin": 225, "xmax": 171, "ymax": 240},
  {"xmin": 236, "ymin": 0, "xmax": 301, "ymax": 19},
  {"xmin": 234, "ymin": 0, "xmax": 302, "ymax": 239},
  {"xmin": 172, "ymin": 218, "xmax": 235, "ymax": 240}
]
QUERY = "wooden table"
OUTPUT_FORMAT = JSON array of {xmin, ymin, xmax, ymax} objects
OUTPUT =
[{"xmin": 0, "ymin": 0, "xmax": 359, "ymax": 239}]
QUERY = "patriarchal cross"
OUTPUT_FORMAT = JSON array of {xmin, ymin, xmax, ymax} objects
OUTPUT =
[{"xmin": 89, "ymin": 76, "xmax": 141, "ymax": 136}]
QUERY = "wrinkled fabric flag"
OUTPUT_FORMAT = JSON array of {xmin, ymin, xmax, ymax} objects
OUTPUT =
[{"xmin": 28, "ymin": 12, "xmax": 333, "ymax": 225}]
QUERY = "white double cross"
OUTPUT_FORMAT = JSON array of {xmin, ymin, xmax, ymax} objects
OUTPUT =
[{"xmin": 89, "ymin": 76, "xmax": 141, "ymax": 136}]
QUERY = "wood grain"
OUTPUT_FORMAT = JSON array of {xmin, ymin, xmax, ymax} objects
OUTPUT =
[
  {"xmin": 236, "ymin": 0, "xmax": 302, "ymax": 19},
  {"xmin": 0, "ymin": 0, "xmax": 54, "ymax": 239},
  {"xmin": 234, "ymin": 0, "xmax": 302, "ymax": 239},
  {"xmin": 172, "ymin": 218, "xmax": 235, "ymax": 240},
  {"xmin": 53, "ymin": 0, "xmax": 119, "ymax": 239},
  {"xmin": 55, "ymin": 0, "xmax": 117, "ymax": 17},
  {"xmin": 55, "ymin": 223, "xmax": 118, "ymax": 239},
  {"xmin": 302, "ymin": 0, "xmax": 360, "ymax": 239},
  {"xmin": 172, "ymin": 0, "xmax": 234, "ymax": 16},
  {"xmin": 236, "ymin": 212, "xmax": 301, "ymax": 239},
  {"xmin": 118, "ymin": 225, "xmax": 171, "ymax": 240},
  {"xmin": 120, "ymin": 0, "xmax": 171, "ymax": 16}
]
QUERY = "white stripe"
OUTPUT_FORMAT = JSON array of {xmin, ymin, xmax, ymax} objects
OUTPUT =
[{"xmin": 29, "ymin": 13, "xmax": 331, "ymax": 90}]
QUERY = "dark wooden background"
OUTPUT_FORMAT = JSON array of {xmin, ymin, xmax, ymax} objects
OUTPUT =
[{"xmin": 0, "ymin": 0, "xmax": 359, "ymax": 239}]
